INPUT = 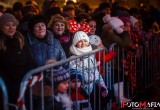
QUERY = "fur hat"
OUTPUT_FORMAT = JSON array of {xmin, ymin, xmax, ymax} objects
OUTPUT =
[
  {"xmin": 0, "ymin": 13, "xmax": 19, "ymax": 31},
  {"xmin": 89, "ymin": 35, "xmax": 101, "ymax": 46},
  {"xmin": 108, "ymin": 17, "xmax": 124, "ymax": 29},
  {"xmin": 72, "ymin": 31, "xmax": 89, "ymax": 46},
  {"xmin": 70, "ymin": 69, "xmax": 82, "ymax": 82},
  {"xmin": 130, "ymin": 16, "xmax": 138, "ymax": 27},
  {"xmin": 46, "ymin": 66, "xmax": 70, "ymax": 85},
  {"xmin": 28, "ymin": 15, "xmax": 47, "ymax": 33}
]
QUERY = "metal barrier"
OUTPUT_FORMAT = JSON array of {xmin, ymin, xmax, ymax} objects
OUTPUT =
[
  {"xmin": 16, "ymin": 36, "xmax": 160, "ymax": 110},
  {"xmin": 0, "ymin": 75, "xmax": 9, "ymax": 110},
  {"xmin": 108, "ymin": 36, "xmax": 160, "ymax": 105},
  {"xmin": 17, "ymin": 47, "xmax": 111, "ymax": 110},
  {"xmin": 0, "ymin": 76, "xmax": 19, "ymax": 110}
]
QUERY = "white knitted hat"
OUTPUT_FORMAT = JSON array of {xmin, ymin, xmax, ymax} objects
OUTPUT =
[
  {"xmin": 72, "ymin": 31, "xmax": 89, "ymax": 46},
  {"xmin": 130, "ymin": 16, "xmax": 138, "ymax": 27},
  {"xmin": 108, "ymin": 17, "xmax": 124, "ymax": 29},
  {"xmin": 89, "ymin": 35, "xmax": 101, "ymax": 46}
]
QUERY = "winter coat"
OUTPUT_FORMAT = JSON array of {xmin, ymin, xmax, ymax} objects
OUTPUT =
[
  {"xmin": 102, "ymin": 30, "xmax": 131, "ymax": 49},
  {"xmin": 70, "ymin": 87, "xmax": 89, "ymax": 101},
  {"xmin": 36, "ymin": 93, "xmax": 73, "ymax": 110},
  {"xmin": 95, "ymin": 51, "xmax": 116, "ymax": 76},
  {"xmin": 26, "ymin": 30, "xmax": 66, "ymax": 66},
  {"xmin": 70, "ymin": 55, "xmax": 107, "ymax": 95},
  {"xmin": 0, "ymin": 32, "xmax": 34, "ymax": 106}
]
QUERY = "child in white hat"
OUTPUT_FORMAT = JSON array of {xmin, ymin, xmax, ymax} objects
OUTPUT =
[
  {"xmin": 89, "ymin": 35, "xmax": 116, "ymax": 76},
  {"xmin": 69, "ymin": 30, "xmax": 111, "ymax": 109}
]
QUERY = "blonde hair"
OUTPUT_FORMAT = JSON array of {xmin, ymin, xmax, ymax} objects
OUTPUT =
[
  {"xmin": 0, "ymin": 31, "xmax": 25, "ymax": 52},
  {"xmin": 48, "ymin": 15, "xmax": 68, "ymax": 30}
]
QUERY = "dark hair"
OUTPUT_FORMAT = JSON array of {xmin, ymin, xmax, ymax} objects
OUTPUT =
[
  {"xmin": 99, "ymin": 2, "xmax": 110, "ymax": 11},
  {"xmin": 66, "ymin": 1, "xmax": 75, "ymax": 5},
  {"xmin": 13, "ymin": 2, "xmax": 23, "ymax": 12},
  {"xmin": 63, "ymin": 5, "xmax": 75, "ymax": 12},
  {"xmin": 79, "ymin": 3, "xmax": 90, "ymax": 13},
  {"xmin": 76, "ymin": 12, "xmax": 91, "ymax": 23}
]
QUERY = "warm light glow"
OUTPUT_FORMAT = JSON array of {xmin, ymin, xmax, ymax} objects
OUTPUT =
[{"xmin": 65, "ymin": 0, "xmax": 77, "ymax": 4}]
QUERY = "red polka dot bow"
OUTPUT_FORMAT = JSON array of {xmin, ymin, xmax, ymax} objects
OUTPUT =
[{"xmin": 69, "ymin": 19, "xmax": 90, "ymax": 34}]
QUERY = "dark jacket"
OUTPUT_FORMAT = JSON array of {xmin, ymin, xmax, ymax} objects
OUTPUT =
[
  {"xmin": 0, "ymin": 32, "xmax": 34, "ymax": 105},
  {"xmin": 102, "ymin": 30, "xmax": 131, "ymax": 49}
]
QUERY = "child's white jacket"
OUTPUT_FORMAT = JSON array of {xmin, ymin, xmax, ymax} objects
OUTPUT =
[{"xmin": 69, "ymin": 54, "xmax": 107, "ymax": 95}]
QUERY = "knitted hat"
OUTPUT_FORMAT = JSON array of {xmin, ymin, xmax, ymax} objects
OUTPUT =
[
  {"xmin": 72, "ymin": 31, "xmax": 89, "ymax": 46},
  {"xmin": 70, "ymin": 69, "xmax": 82, "ymax": 82},
  {"xmin": 28, "ymin": 15, "xmax": 47, "ymax": 33},
  {"xmin": 89, "ymin": 35, "xmax": 101, "ymax": 46},
  {"xmin": 0, "ymin": 13, "xmax": 19, "ymax": 31},
  {"xmin": 46, "ymin": 66, "xmax": 70, "ymax": 85},
  {"xmin": 103, "ymin": 14, "xmax": 111, "ymax": 23},
  {"xmin": 108, "ymin": 17, "xmax": 124, "ymax": 29},
  {"xmin": 129, "ymin": 16, "xmax": 138, "ymax": 27}
]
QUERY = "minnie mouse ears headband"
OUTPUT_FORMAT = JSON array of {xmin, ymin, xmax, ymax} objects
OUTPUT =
[{"xmin": 69, "ymin": 19, "xmax": 90, "ymax": 34}]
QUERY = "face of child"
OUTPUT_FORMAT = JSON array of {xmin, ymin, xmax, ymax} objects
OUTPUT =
[
  {"xmin": 76, "ymin": 39, "xmax": 89, "ymax": 48},
  {"xmin": 57, "ymin": 80, "xmax": 69, "ymax": 93},
  {"xmin": 70, "ymin": 79, "xmax": 81, "ymax": 88}
]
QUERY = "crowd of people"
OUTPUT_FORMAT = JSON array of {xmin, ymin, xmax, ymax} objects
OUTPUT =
[{"xmin": 0, "ymin": 0, "xmax": 160, "ymax": 110}]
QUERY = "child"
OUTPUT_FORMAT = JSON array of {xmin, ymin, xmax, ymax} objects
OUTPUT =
[
  {"xmin": 70, "ymin": 69, "xmax": 92, "ymax": 110},
  {"xmin": 69, "ymin": 30, "xmax": 112, "ymax": 109},
  {"xmin": 37, "ymin": 66, "xmax": 72, "ymax": 110},
  {"xmin": 89, "ymin": 35, "xmax": 116, "ymax": 76}
]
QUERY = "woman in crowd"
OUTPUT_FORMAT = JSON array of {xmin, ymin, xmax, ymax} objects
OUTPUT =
[
  {"xmin": 0, "ymin": 13, "xmax": 34, "ymax": 109},
  {"xmin": 26, "ymin": 14, "xmax": 67, "ymax": 109},
  {"xmin": 26, "ymin": 14, "xmax": 66, "ymax": 66},
  {"xmin": 48, "ymin": 14, "xmax": 72, "ymax": 58}
]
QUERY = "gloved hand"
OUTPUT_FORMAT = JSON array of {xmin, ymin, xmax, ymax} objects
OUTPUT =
[
  {"xmin": 59, "ymin": 93, "xmax": 72, "ymax": 109},
  {"xmin": 101, "ymin": 86, "xmax": 108, "ymax": 97}
]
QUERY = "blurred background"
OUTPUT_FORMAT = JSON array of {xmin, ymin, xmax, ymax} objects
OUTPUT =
[{"xmin": 0, "ymin": 0, "xmax": 160, "ymax": 11}]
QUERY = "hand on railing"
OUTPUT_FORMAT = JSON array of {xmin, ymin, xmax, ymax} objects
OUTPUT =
[
  {"xmin": 101, "ymin": 86, "xmax": 108, "ymax": 97},
  {"xmin": 96, "ymin": 60, "xmax": 101, "ymax": 66},
  {"xmin": 109, "ymin": 43, "xmax": 116, "ymax": 51}
]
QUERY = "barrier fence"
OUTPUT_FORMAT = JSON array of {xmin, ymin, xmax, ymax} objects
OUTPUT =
[{"xmin": 0, "ymin": 36, "xmax": 160, "ymax": 110}]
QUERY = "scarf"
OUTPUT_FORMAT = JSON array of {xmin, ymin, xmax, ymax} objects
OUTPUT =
[{"xmin": 70, "ymin": 45, "xmax": 92, "ymax": 55}]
